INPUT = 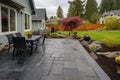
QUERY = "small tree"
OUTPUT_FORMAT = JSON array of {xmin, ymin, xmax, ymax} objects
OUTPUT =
[
  {"xmin": 57, "ymin": 6, "xmax": 64, "ymax": 18},
  {"xmin": 61, "ymin": 16, "xmax": 83, "ymax": 31},
  {"xmin": 104, "ymin": 16, "xmax": 120, "ymax": 30}
]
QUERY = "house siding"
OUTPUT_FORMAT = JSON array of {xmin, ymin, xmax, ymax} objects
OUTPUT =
[
  {"xmin": 0, "ymin": 0, "xmax": 34, "ymax": 48},
  {"xmin": 12, "ymin": 0, "xmax": 32, "ymax": 13},
  {"xmin": 32, "ymin": 21, "xmax": 42, "ymax": 30},
  {"xmin": 0, "ymin": 0, "xmax": 33, "ymax": 35}
]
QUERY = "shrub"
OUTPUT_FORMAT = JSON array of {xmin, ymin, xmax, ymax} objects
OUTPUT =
[
  {"xmin": 103, "ymin": 37, "xmax": 117, "ymax": 47},
  {"xmin": 104, "ymin": 16, "xmax": 119, "ymax": 30},
  {"xmin": 51, "ymin": 33, "xmax": 58, "ymax": 38},
  {"xmin": 61, "ymin": 16, "xmax": 83, "ymax": 31}
]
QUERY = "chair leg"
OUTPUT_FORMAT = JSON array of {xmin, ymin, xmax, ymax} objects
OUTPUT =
[
  {"xmin": 12, "ymin": 49, "xmax": 15, "ymax": 60},
  {"xmin": 7, "ymin": 47, "xmax": 10, "ymax": 54},
  {"xmin": 35, "ymin": 44, "xmax": 38, "ymax": 51}
]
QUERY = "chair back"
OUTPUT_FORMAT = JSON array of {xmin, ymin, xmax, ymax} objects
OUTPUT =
[
  {"xmin": 15, "ymin": 32, "xmax": 22, "ymax": 37},
  {"xmin": 6, "ymin": 34, "xmax": 14, "ymax": 44},
  {"xmin": 13, "ymin": 37, "xmax": 26, "ymax": 49}
]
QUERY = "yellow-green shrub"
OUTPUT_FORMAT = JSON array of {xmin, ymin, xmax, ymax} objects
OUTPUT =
[
  {"xmin": 104, "ymin": 16, "xmax": 119, "ymax": 30},
  {"xmin": 103, "ymin": 37, "xmax": 117, "ymax": 47},
  {"xmin": 51, "ymin": 33, "xmax": 58, "ymax": 38}
]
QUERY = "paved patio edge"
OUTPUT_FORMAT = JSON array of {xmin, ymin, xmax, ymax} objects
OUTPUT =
[{"xmin": 79, "ymin": 41, "xmax": 111, "ymax": 80}]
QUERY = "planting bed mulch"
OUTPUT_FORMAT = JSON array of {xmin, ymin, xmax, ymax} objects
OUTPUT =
[{"xmin": 80, "ymin": 42, "xmax": 120, "ymax": 80}]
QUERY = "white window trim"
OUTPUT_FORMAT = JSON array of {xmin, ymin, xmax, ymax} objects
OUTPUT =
[
  {"xmin": 0, "ymin": 3, "xmax": 17, "ymax": 35},
  {"xmin": 0, "ymin": 5, "xmax": 1, "ymax": 33},
  {"xmin": 24, "ymin": 12, "xmax": 31, "ymax": 31}
]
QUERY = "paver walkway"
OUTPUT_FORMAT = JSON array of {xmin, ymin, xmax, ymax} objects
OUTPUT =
[{"xmin": 0, "ymin": 39, "xmax": 110, "ymax": 80}]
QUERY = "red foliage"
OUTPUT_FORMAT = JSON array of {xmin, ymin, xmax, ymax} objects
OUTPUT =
[{"xmin": 61, "ymin": 16, "xmax": 83, "ymax": 31}]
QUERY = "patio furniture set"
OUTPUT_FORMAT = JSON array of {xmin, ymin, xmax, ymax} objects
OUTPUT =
[{"xmin": 0, "ymin": 32, "xmax": 45, "ymax": 58}]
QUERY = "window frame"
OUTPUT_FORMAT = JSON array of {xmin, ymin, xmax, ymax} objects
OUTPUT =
[
  {"xmin": 24, "ymin": 12, "xmax": 31, "ymax": 31},
  {"xmin": 0, "ymin": 3, "xmax": 17, "ymax": 35}
]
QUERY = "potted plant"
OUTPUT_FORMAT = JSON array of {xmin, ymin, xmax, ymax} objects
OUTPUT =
[{"xmin": 24, "ymin": 30, "xmax": 34, "ymax": 38}]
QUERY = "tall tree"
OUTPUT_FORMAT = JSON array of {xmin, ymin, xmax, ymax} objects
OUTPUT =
[
  {"xmin": 67, "ymin": 1, "xmax": 74, "ymax": 17},
  {"xmin": 67, "ymin": 0, "xmax": 84, "ymax": 17},
  {"xmin": 56, "ymin": 5, "xmax": 64, "ymax": 18},
  {"xmin": 100, "ymin": 0, "xmax": 113, "ymax": 14},
  {"xmin": 84, "ymin": 0, "xmax": 99, "ymax": 23},
  {"xmin": 113, "ymin": 0, "xmax": 120, "ymax": 10}
]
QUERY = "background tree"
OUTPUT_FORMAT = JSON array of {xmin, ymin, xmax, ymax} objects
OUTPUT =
[
  {"xmin": 56, "ymin": 5, "xmax": 64, "ymax": 18},
  {"xmin": 84, "ymin": 0, "xmax": 99, "ymax": 23},
  {"xmin": 90, "ymin": 12, "xmax": 100, "ymax": 24},
  {"xmin": 100, "ymin": 0, "xmax": 120, "ymax": 14},
  {"xmin": 67, "ymin": 0, "xmax": 84, "ymax": 18},
  {"xmin": 67, "ymin": 1, "xmax": 74, "ymax": 17},
  {"xmin": 116, "ymin": 0, "xmax": 120, "ymax": 9},
  {"xmin": 112, "ymin": 0, "xmax": 120, "ymax": 10},
  {"xmin": 100, "ymin": 0, "xmax": 113, "ymax": 14}
]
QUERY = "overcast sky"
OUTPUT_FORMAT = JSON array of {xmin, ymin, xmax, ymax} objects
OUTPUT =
[{"xmin": 34, "ymin": 0, "xmax": 101, "ymax": 18}]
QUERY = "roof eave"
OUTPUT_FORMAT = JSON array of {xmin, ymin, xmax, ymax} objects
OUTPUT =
[{"xmin": 29, "ymin": 0, "xmax": 36, "ymax": 15}]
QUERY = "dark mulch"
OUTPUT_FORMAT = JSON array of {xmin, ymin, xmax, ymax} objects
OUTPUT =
[
  {"xmin": 100, "ymin": 44, "xmax": 120, "ymax": 52},
  {"xmin": 80, "ymin": 41, "xmax": 120, "ymax": 80}
]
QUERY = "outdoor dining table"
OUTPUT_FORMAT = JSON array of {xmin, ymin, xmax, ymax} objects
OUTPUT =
[{"xmin": 25, "ymin": 35, "xmax": 42, "ymax": 55}]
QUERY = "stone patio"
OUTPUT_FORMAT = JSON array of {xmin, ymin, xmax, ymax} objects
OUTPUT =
[{"xmin": 0, "ymin": 39, "xmax": 110, "ymax": 80}]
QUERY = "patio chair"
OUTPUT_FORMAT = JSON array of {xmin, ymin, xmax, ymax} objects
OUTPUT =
[
  {"xmin": 15, "ymin": 32, "xmax": 22, "ymax": 37},
  {"xmin": 12, "ymin": 37, "xmax": 30, "ymax": 58},
  {"xmin": 6, "ymin": 34, "xmax": 14, "ymax": 54},
  {"xmin": 38, "ymin": 34, "xmax": 46, "ymax": 53}
]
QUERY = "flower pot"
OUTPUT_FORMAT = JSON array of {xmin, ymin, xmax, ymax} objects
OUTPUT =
[{"xmin": 28, "ymin": 34, "xmax": 32, "ymax": 38}]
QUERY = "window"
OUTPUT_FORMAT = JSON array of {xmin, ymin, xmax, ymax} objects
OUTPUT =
[
  {"xmin": 1, "ymin": 6, "xmax": 9, "ymax": 32},
  {"xmin": 1, "ymin": 5, "xmax": 16, "ymax": 33},
  {"xmin": 10, "ymin": 9, "xmax": 16, "ymax": 31},
  {"xmin": 25, "ymin": 13, "xmax": 30, "ymax": 30}
]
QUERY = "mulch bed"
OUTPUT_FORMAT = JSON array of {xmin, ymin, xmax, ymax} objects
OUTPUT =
[{"xmin": 80, "ymin": 42, "xmax": 120, "ymax": 80}]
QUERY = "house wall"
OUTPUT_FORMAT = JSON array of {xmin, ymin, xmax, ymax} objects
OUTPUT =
[
  {"xmin": 32, "ymin": 21, "xmax": 42, "ymax": 30},
  {"xmin": 0, "ymin": 0, "xmax": 33, "ymax": 48},
  {"xmin": 32, "ymin": 19, "xmax": 46, "ymax": 30},
  {"xmin": 0, "ymin": 0, "xmax": 33, "ymax": 35},
  {"xmin": 13, "ymin": 0, "xmax": 32, "ymax": 34}
]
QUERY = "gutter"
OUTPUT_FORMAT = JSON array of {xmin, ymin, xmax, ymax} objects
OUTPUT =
[{"xmin": 29, "ymin": 0, "xmax": 36, "ymax": 15}]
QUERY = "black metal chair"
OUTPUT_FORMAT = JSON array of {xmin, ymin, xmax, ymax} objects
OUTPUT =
[
  {"xmin": 12, "ymin": 37, "xmax": 29, "ymax": 58},
  {"xmin": 38, "ymin": 34, "xmax": 46, "ymax": 54},
  {"xmin": 15, "ymin": 32, "xmax": 22, "ymax": 37},
  {"xmin": 6, "ymin": 34, "xmax": 14, "ymax": 54}
]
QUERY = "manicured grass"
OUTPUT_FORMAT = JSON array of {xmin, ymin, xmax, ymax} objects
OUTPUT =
[{"xmin": 58, "ymin": 30, "xmax": 120, "ymax": 44}]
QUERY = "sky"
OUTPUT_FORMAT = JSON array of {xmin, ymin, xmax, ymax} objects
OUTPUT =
[{"xmin": 34, "ymin": 0, "xmax": 101, "ymax": 18}]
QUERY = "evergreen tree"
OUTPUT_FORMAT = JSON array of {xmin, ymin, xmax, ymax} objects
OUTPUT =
[
  {"xmin": 100, "ymin": 0, "xmax": 114, "ymax": 14},
  {"xmin": 85, "ymin": 0, "xmax": 99, "ymax": 23},
  {"xmin": 56, "ymin": 6, "xmax": 64, "ymax": 18},
  {"xmin": 67, "ymin": 0, "xmax": 84, "ymax": 17},
  {"xmin": 114, "ymin": 0, "xmax": 120, "ymax": 10},
  {"xmin": 67, "ymin": 1, "xmax": 74, "ymax": 17}
]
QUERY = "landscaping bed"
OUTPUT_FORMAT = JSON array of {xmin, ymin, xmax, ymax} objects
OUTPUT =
[{"xmin": 80, "ymin": 40, "xmax": 120, "ymax": 80}]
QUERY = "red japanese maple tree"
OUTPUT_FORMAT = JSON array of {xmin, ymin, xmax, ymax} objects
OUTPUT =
[{"xmin": 61, "ymin": 16, "xmax": 83, "ymax": 31}]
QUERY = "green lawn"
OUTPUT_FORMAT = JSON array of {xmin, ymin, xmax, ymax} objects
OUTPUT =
[{"xmin": 58, "ymin": 30, "xmax": 120, "ymax": 44}]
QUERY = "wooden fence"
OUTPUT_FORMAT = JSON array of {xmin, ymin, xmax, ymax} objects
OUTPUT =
[
  {"xmin": 77, "ymin": 24, "xmax": 104, "ymax": 30},
  {"xmin": 46, "ymin": 24, "xmax": 104, "ymax": 31}
]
